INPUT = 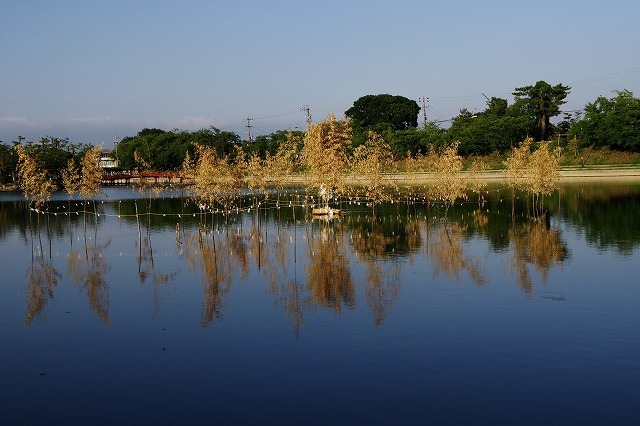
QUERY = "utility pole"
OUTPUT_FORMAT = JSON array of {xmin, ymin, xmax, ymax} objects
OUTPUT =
[
  {"xmin": 300, "ymin": 105, "xmax": 312, "ymax": 125},
  {"xmin": 245, "ymin": 116, "xmax": 253, "ymax": 143},
  {"xmin": 114, "ymin": 133, "xmax": 120, "ymax": 161},
  {"xmin": 420, "ymin": 96, "xmax": 428, "ymax": 129}
]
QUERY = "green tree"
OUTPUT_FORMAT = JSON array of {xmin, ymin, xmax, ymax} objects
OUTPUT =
[
  {"xmin": 345, "ymin": 94, "xmax": 420, "ymax": 133},
  {"xmin": 513, "ymin": 81, "xmax": 571, "ymax": 140},
  {"xmin": 0, "ymin": 142, "xmax": 18, "ymax": 184},
  {"xmin": 115, "ymin": 128, "xmax": 162, "ymax": 170},
  {"xmin": 448, "ymin": 99, "xmax": 533, "ymax": 155},
  {"xmin": 571, "ymin": 90, "xmax": 640, "ymax": 151},
  {"xmin": 117, "ymin": 127, "xmax": 242, "ymax": 170},
  {"xmin": 16, "ymin": 137, "xmax": 88, "ymax": 185},
  {"xmin": 245, "ymin": 129, "xmax": 305, "ymax": 159},
  {"xmin": 191, "ymin": 127, "xmax": 242, "ymax": 159},
  {"xmin": 387, "ymin": 122, "xmax": 449, "ymax": 157},
  {"xmin": 485, "ymin": 96, "xmax": 509, "ymax": 117}
]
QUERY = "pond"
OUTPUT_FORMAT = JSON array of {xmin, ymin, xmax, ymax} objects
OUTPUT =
[{"xmin": 1, "ymin": 183, "xmax": 639, "ymax": 424}]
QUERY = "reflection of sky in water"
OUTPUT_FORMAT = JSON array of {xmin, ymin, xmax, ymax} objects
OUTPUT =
[{"xmin": 1, "ymin": 185, "xmax": 639, "ymax": 423}]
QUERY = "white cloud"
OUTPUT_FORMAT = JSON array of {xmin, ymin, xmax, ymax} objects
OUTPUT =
[{"xmin": 0, "ymin": 116, "xmax": 31, "ymax": 124}]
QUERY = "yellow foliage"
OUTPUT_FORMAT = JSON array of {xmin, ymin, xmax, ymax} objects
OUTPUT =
[
  {"xmin": 528, "ymin": 143, "xmax": 561, "ymax": 197},
  {"xmin": 504, "ymin": 138, "xmax": 532, "ymax": 192},
  {"xmin": 431, "ymin": 142, "xmax": 469, "ymax": 209},
  {"xmin": 504, "ymin": 138, "xmax": 561, "ymax": 198},
  {"xmin": 301, "ymin": 113, "xmax": 352, "ymax": 208},
  {"xmin": 61, "ymin": 158, "xmax": 81, "ymax": 196},
  {"xmin": 79, "ymin": 144, "xmax": 104, "ymax": 199},
  {"xmin": 509, "ymin": 217, "xmax": 567, "ymax": 295},
  {"xmin": 15, "ymin": 145, "xmax": 54, "ymax": 208},
  {"xmin": 305, "ymin": 225, "xmax": 354, "ymax": 313},
  {"xmin": 193, "ymin": 144, "xmax": 244, "ymax": 213},
  {"xmin": 352, "ymin": 131, "xmax": 395, "ymax": 206},
  {"xmin": 265, "ymin": 130, "xmax": 301, "ymax": 189}
]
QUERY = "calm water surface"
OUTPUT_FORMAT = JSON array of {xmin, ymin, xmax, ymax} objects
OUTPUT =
[{"xmin": 1, "ymin": 183, "xmax": 639, "ymax": 424}]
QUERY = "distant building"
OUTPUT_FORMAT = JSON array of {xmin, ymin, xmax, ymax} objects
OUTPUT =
[{"xmin": 99, "ymin": 150, "xmax": 120, "ymax": 169}]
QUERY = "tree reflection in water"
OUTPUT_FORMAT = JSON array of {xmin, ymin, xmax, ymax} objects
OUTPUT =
[
  {"xmin": 16, "ymin": 190, "xmax": 578, "ymax": 332},
  {"xmin": 137, "ymin": 236, "xmax": 178, "ymax": 286},
  {"xmin": 67, "ymin": 240, "xmax": 111, "ymax": 325},
  {"xmin": 25, "ymin": 256, "xmax": 61, "ymax": 325},
  {"xmin": 265, "ymin": 222, "xmax": 309, "ymax": 336},
  {"xmin": 181, "ymin": 228, "xmax": 244, "ymax": 327},
  {"xmin": 25, "ymin": 212, "xmax": 61, "ymax": 326},
  {"xmin": 508, "ymin": 213, "xmax": 568, "ymax": 296},
  {"xmin": 350, "ymin": 217, "xmax": 402, "ymax": 326},
  {"xmin": 427, "ymin": 222, "xmax": 488, "ymax": 286},
  {"xmin": 245, "ymin": 212, "xmax": 311, "ymax": 335},
  {"xmin": 305, "ymin": 220, "xmax": 355, "ymax": 314}
]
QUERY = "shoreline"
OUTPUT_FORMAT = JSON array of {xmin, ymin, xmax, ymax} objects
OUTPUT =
[
  {"xmin": 3, "ymin": 167, "xmax": 640, "ymax": 193},
  {"xmin": 358, "ymin": 167, "xmax": 640, "ymax": 184}
]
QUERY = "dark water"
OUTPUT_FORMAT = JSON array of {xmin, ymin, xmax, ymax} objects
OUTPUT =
[{"xmin": 1, "ymin": 184, "xmax": 639, "ymax": 424}]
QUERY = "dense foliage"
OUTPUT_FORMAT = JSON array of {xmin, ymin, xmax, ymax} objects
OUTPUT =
[
  {"xmin": 245, "ymin": 129, "xmax": 305, "ymax": 159},
  {"xmin": 0, "ymin": 137, "xmax": 91, "ymax": 185},
  {"xmin": 3, "ymin": 84, "xmax": 640, "ymax": 185},
  {"xmin": 448, "ymin": 98, "xmax": 533, "ymax": 155},
  {"xmin": 569, "ymin": 90, "xmax": 640, "ymax": 152},
  {"xmin": 513, "ymin": 81, "xmax": 571, "ymax": 140},
  {"xmin": 345, "ymin": 94, "xmax": 421, "ymax": 132},
  {"xmin": 116, "ymin": 127, "xmax": 242, "ymax": 171}
]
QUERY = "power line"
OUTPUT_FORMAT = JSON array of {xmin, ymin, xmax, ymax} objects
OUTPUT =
[
  {"xmin": 568, "ymin": 66, "xmax": 640, "ymax": 86},
  {"xmin": 427, "ymin": 104, "xmax": 448, "ymax": 121},
  {"xmin": 211, "ymin": 64, "xmax": 640, "ymax": 137},
  {"xmin": 252, "ymin": 110, "xmax": 300, "ymax": 121}
]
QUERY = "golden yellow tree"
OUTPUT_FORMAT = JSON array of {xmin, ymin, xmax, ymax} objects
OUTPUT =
[
  {"xmin": 61, "ymin": 157, "xmax": 81, "ymax": 197},
  {"xmin": 528, "ymin": 142, "xmax": 562, "ymax": 212},
  {"xmin": 504, "ymin": 138, "xmax": 532, "ymax": 193},
  {"xmin": 301, "ymin": 113, "xmax": 352, "ymax": 212},
  {"xmin": 352, "ymin": 131, "xmax": 395, "ymax": 215},
  {"xmin": 431, "ymin": 142, "xmax": 469, "ymax": 216},
  {"xmin": 179, "ymin": 150, "xmax": 196, "ymax": 202},
  {"xmin": 403, "ymin": 149, "xmax": 437, "ymax": 204},
  {"xmin": 237, "ymin": 146, "xmax": 267, "ymax": 203},
  {"xmin": 193, "ymin": 144, "xmax": 244, "ymax": 218},
  {"xmin": 467, "ymin": 158, "xmax": 488, "ymax": 207},
  {"xmin": 504, "ymin": 138, "xmax": 532, "ymax": 217},
  {"xmin": 15, "ymin": 145, "xmax": 54, "ymax": 210},
  {"xmin": 134, "ymin": 149, "xmax": 152, "ymax": 171},
  {"xmin": 265, "ymin": 130, "xmax": 301, "ymax": 191},
  {"xmin": 79, "ymin": 144, "xmax": 104, "ymax": 199},
  {"xmin": 504, "ymin": 138, "xmax": 562, "ymax": 216},
  {"xmin": 181, "ymin": 150, "xmax": 195, "ymax": 178}
]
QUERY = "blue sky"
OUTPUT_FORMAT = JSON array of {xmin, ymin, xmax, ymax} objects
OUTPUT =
[{"xmin": 2, "ymin": 0, "xmax": 639, "ymax": 147}]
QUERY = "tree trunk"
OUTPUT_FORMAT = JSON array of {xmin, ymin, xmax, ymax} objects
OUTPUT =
[{"xmin": 539, "ymin": 114, "xmax": 550, "ymax": 140}]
